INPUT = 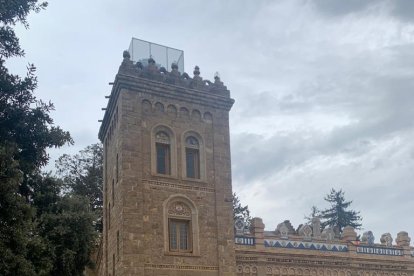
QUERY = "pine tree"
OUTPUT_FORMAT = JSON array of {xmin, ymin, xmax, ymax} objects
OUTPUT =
[
  {"xmin": 320, "ymin": 188, "xmax": 362, "ymax": 233},
  {"xmin": 304, "ymin": 205, "xmax": 320, "ymax": 224},
  {"xmin": 233, "ymin": 193, "xmax": 252, "ymax": 229}
]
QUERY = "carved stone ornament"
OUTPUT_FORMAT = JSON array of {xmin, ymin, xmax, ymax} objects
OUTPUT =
[
  {"xmin": 396, "ymin": 231, "xmax": 411, "ymax": 247},
  {"xmin": 123, "ymin": 50, "xmax": 130, "ymax": 59},
  {"xmin": 279, "ymin": 224, "xmax": 289, "ymax": 239},
  {"xmin": 185, "ymin": 136, "xmax": 199, "ymax": 148},
  {"xmin": 322, "ymin": 227, "xmax": 335, "ymax": 241},
  {"xmin": 168, "ymin": 201, "xmax": 191, "ymax": 217},
  {"xmin": 300, "ymin": 224, "xmax": 313, "ymax": 240},
  {"xmin": 342, "ymin": 226, "xmax": 357, "ymax": 241},
  {"xmin": 235, "ymin": 218, "xmax": 245, "ymax": 235},
  {"xmin": 155, "ymin": 131, "xmax": 170, "ymax": 144},
  {"xmin": 380, "ymin": 233, "xmax": 393, "ymax": 246},
  {"xmin": 361, "ymin": 231, "xmax": 375, "ymax": 245},
  {"xmin": 311, "ymin": 217, "xmax": 321, "ymax": 237}
]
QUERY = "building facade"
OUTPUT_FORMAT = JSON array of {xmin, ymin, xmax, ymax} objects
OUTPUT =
[{"xmin": 97, "ymin": 50, "xmax": 414, "ymax": 276}]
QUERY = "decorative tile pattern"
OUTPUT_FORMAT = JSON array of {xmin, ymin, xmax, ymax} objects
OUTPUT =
[
  {"xmin": 235, "ymin": 236, "xmax": 255, "ymax": 246},
  {"xmin": 356, "ymin": 246, "xmax": 403, "ymax": 256},
  {"xmin": 264, "ymin": 239, "xmax": 348, "ymax": 252}
]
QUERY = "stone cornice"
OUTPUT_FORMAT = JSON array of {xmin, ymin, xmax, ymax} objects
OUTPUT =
[{"xmin": 98, "ymin": 62, "xmax": 234, "ymax": 141}]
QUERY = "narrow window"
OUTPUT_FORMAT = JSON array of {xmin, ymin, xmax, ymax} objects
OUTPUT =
[
  {"xmin": 169, "ymin": 219, "xmax": 191, "ymax": 252},
  {"xmin": 155, "ymin": 131, "xmax": 171, "ymax": 175},
  {"xmin": 117, "ymin": 230, "xmax": 120, "ymax": 261},
  {"xmin": 113, "ymin": 253, "xmax": 115, "ymax": 276},
  {"xmin": 116, "ymin": 153, "xmax": 119, "ymax": 182},
  {"xmin": 112, "ymin": 179, "xmax": 115, "ymax": 205},
  {"xmin": 185, "ymin": 136, "xmax": 200, "ymax": 179},
  {"xmin": 108, "ymin": 203, "xmax": 111, "ymax": 229}
]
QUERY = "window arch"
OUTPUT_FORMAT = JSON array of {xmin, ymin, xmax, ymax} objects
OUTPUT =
[
  {"xmin": 152, "ymin": 125, "xmax": 177, "ymax": 177},
  {"xmin": 163, "ymin": 195, "xmax": 199, "ymax": 255},
  {"xmin": 182, "ymin": 131, "xmax": 205, "ymax": 181}
]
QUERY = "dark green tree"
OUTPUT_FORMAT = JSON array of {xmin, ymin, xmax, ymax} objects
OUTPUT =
[
  {"xmin": 0, "ymin": 1, "xmax": 72, "ymax": 274},
  {"xmin": 0, "ymin": 145, "xmax": 41, "ymax": 275},
  {"xmin": 32, "ymin": 175, "xmax": 97, "ymax": 276},
  {"xmin": 56, "ymin": 143, "xmax": 103, "ymax": 232},
  {"xmin": 233, "ymin": 193, "xmax": 252, "ymax": 229},
  {"xmin": 320, "ymin": 188, "xmax": 362, "ymax": 233}
]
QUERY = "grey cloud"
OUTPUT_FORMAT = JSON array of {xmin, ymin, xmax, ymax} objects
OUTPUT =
[
  {"xmin": 309, "ymin": 0, "xmax": 377, "ymax": 17},
  {"xmin": 231, "ymin": 131, "xmax": 318, "ymax": 183},
  {"xmin": 390, "ymin": 0, "xmax": 414, "ymax": 21},
  {"xmin": 311, "ymin": 0, "xmax": 414, "ymax": 22}
]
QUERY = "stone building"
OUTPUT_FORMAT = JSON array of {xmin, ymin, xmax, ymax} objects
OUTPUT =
[{"xmin": 96, "ymin": 41, "xmax": 414, "ymax": 276}]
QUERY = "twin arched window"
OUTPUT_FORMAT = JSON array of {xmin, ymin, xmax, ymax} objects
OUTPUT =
[{"xmin": 154, "ymin": 129, "xmax": 202, "ymax": 179}]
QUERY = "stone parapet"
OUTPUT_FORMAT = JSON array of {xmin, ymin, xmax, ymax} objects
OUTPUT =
[{"xmin": 99, "ymin": 51, "xmax": 234, "ymax": 142}]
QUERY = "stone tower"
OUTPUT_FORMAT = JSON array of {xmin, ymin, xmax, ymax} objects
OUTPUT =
[{"xmin": 98, "ymin": 49, "xmax": 235, "ymax": 275}]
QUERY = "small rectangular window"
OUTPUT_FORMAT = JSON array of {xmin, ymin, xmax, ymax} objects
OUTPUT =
[
  {"xmin": 113, "ymin": 253, "xmax": 115, "ymax": 276},
  {"xmin": 156, "ymin": 143, "xmax": 170, "ymax": 174},
  {"xmin": 116, "ymin": 153, "xmax": 119, "ymax": 182},
  {"xmin": 186, "ymin": 148, "xmax": 200, "ymax": 179},
  {"xmin": 117, "ymin": 231, "xmax": 120, "ymax": 261},
  {"xmin": 108, "ymin": 203, "xmax": 111, "ymax": 229},
  {"xmin": 168, "ymin": 219, "xmax": 191, "ymax": 252},
  {"xmin": 112, "ymin": 179, "xmax": 115, "ymax": 205}
]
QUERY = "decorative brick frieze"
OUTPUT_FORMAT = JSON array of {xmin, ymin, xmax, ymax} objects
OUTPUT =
[
  {"xmin": 144, "ymin": 263, "xmax": 219, "ymax": 271},
  {"xmin": 144, "ymin": 179, "xmax": 215, "ymax": 193}
]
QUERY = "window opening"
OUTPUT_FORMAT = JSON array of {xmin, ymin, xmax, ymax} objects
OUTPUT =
[
  {"xmin": 156, "ymin": 131, "xmax": 171, "ymax": 174},
  {"xmin": 185, "ymin": 136, "xmax": 200, "ymax": 179},
  {"xmin": 169, "ymin": 219, "xmax": 191, "ymax": 252}
]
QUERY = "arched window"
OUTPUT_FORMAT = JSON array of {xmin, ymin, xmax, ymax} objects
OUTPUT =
[
  {"xmin": 185, "ymin": 136, "xmax": 200, "ymax": 179},
  {"xmin": 168, "ymin": 202, "xmax": 192, "ymax": 252},
  {"xmin": 163, "ymin": 195, "xmax": 199, "ymax": 255},
  {"xmin": 155, "ymin": 131, "xmax": 171, "ymax": 175}
]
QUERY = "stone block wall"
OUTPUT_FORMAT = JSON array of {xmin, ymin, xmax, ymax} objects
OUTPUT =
[{"xmin": 98, "ymin": 53, "xmax": 236, "ymax": 275}]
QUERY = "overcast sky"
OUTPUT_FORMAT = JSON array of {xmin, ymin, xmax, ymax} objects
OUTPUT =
[{"xmin": 9, "ymin": 0, "xmax": 414, "ymax": 242}]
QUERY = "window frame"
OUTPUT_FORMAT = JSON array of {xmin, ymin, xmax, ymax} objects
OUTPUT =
[
  {"xmin": 151, "ymin": 125, "xmax": 177, "ymax": 177},
  {"xmin": 182, "ymin": 132, "xmax": 205, "ymax": 181},
  {"xmin": 156, "ymin": 140, "xmax": 171, "ymax": 175},
  {"xmin": 163, "ymin": 195, "xmax": 200, "ymax": 256},
  {"xmin": 168, "ymin": 218, "xmax": 192, "ymax": 252},
  {"xmin": 185, "ymin": 136, "xmax": 200, "ymax": 179}
]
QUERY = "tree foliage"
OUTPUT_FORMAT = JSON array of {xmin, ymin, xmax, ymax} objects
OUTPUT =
[
  {"xmin": 320, "ymin": 188, "xmax": 362, "ymax": 233},
  {"xmin": 304, "ymin": 205, "xmax": 320, "ymax": 224},
  {"xmin": 0, "ymin": 1, "xmax": 102, "ymax": 275},
  {"xmin": 0, "ymin": 146, "xmax": 38, "ymax": 275},
  {"xmin": 0, "ymin": 0, "xmax": 72, "ymax": 199},
  {"xmin": 56, "ymin": 143, "xmax": 103, "ymax": 232},
  {"xmin": 233, "ymin": 193, "xmax": 252, "ymax": 228},
  {"xmin": 32, "ymin": 175, "xmax": 97, "ymax": 276}
]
